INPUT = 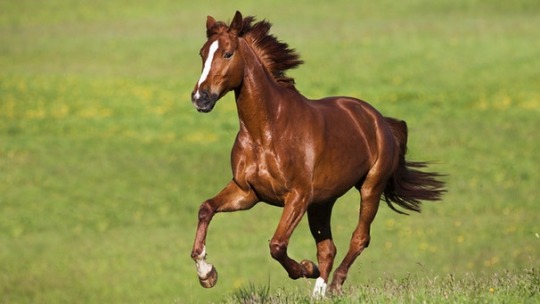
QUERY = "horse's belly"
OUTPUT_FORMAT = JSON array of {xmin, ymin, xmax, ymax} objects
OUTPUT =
[
  {"xmin": 311, "ymin": 164, "xmax": 368, "ymax": 202},
  {"xmin": 311, "ymin": 139, "xmax": 372, "ymax": 201}
]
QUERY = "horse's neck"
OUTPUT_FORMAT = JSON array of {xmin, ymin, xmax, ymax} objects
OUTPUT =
[{"xmin": 235, "ymin": 40, "xmax": 292, "ymax": 144}]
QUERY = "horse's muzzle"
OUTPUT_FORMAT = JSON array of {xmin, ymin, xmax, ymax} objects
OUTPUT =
[{"xmin": 192, "ymin": 89, "xmax": 218, "ymax": 113}]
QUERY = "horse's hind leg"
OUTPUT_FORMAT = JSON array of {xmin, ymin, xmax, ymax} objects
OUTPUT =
[
  {"xmin": 328, "ymin": 173, "xmax": 386, "ymax": 294},
  {"xmin": 307, "ymin": 201, "xmax": 337, "ymax": 298}
]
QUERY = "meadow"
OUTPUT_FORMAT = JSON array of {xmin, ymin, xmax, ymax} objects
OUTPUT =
[{"xmin": 1, "ymin": 0, "xmax": 539, "ymax": 303}]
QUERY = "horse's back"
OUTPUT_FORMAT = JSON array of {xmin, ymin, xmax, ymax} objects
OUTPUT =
[
  {"xmin": 310, "ymin": 96, "xmax": 391, "ymax": 145},
  {"xmin": 312, "ymin": 96, "xmax": 383, "ymax": 121}
]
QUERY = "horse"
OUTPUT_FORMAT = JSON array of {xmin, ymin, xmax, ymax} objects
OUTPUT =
[{"xmin": 189, "ymin": 11, "xmax": 445, "ymax": 297}]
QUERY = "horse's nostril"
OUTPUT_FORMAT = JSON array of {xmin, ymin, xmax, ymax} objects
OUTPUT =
[
  {"xmin": 193, "ymin": 91, "xmax": 218, "ymax": 113},
  {"xmin": 192, "ymin": 89, "xmax": 210, "ymax": 103}
]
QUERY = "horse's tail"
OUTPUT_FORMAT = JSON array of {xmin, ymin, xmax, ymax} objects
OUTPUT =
[{"xmin": 383, "ymin": 117, "xmax": 445, "ymax": 215}]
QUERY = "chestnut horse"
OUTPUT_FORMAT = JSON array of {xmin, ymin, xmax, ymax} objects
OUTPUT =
[{"xmin": 190, "ymin": 11, "xmax": 444, "ymax": 297}]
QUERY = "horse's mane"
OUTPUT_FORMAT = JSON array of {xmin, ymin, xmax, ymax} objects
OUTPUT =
[{"xmin": 207, "ymin": 16, "xmax": 303, "ymax": 90}]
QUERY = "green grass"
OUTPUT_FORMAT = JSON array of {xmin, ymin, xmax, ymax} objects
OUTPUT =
[
  {"xmin": 227, "ymin": 267, "xmax": 540, "ymax": 303},
  {"xmin": 1, "ymin": 1, "xmax": 539, "ymax": 303}
]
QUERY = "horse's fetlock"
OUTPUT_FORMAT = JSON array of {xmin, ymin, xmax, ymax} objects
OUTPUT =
[
  {"xmin": 288, "ymin": 272, "xmax": 302, "ymax": 280},
  {"xmin": 269, "ymin": 240, "xmax": 287, "ymax": 260},
  {"xmin": 191, "ymin": 250, "xmax": 201, "ymax": 260}
]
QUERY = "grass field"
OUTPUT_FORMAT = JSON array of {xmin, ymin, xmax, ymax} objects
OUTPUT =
[{"xmin": 1, "ymin": 0, "xmax": 539, "ymax": 303}]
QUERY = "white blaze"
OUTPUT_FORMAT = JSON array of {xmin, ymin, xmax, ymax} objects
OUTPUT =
[{"xmin": 194, "ymin": 40, "xmax": 219, "ymax": 99}]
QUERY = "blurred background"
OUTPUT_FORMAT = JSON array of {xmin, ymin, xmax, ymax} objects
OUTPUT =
[{"xmin": 1, "ymin": 0, "xmax": 538, "ymax": 302}]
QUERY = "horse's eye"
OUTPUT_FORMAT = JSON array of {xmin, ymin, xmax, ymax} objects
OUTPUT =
[{"xmin": 224, "ymin": 52, "xmax": 233, "ymax": 59}]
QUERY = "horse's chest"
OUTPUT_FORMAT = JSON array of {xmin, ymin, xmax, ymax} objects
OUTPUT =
[{"xmin": 245, "ymin": 149, "xmax": 289, "ymax": 204}]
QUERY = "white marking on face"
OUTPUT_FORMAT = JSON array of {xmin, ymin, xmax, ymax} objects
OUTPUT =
[
  {"xmin": 195, "ymin": 246, "xmax": 213, "ymax": 278},
  {"xmin": 194, "ymin": 40, "xmax": 219, "ymax": 99},
  {"xmin": 312, "ymin": 277, "xmax": 327, "ymax": 298}
]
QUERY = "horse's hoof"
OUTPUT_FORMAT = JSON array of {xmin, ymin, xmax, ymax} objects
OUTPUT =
[
  {"xmin": 328, "ymin": 283, "xmax": 343, "ymax": 296},
  {"xmin": 300, "ymin": 259, "xmax": 320, "ymax": 278},
  {"xmin": 198, "ymin": 265, "xmax": 218, "ymax": 288}
]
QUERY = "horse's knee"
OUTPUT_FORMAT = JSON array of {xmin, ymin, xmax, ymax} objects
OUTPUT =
[
  {"xmin": 198, "ymin": 200, "xmax": 215, "ymax": 222},
  {"xmin": 269, "ymin": 240, "xmax": 287, "ymax": 260}
]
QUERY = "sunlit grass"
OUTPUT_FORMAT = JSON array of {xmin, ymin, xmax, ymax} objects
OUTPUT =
[{"xmin": 225, "ymin": 267, "xmax": 539, "ymax": 303}]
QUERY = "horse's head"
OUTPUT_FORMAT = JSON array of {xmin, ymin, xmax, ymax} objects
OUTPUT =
[{"xmin": 191, "ymin": 11, "xmax": 245, "ymax": 113}]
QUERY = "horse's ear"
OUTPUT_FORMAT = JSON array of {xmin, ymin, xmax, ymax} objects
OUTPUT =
[
  {"xmin": 228, "ymin": 11, "xmax": 243, "ymax": 35},
  {"xmin": 206, "ymin": 16, "xmax": 217, "ymax": 30}
]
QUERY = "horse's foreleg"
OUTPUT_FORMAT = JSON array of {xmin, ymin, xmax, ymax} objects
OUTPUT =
[
  {"xmin": 269, "ymin": 193, "xmax": 318, "ymax": 280},
  {"xmin": 307, "ymin": 201, "xmax": 337, "ymax": 298},
  {"xmin": 191, "ymin": 180, "xmax": 258, "ymax": 288}
]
